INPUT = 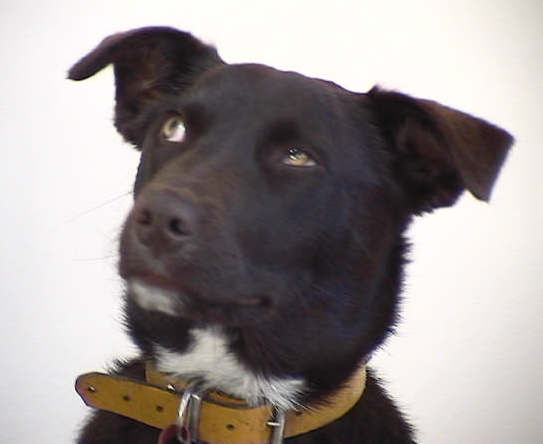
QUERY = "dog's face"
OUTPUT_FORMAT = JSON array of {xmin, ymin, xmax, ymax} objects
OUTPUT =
[
  {"xmin": 119, "ymin": 62, "xmax": 403, "ymax": 382},
  {"xmin": 122, "ymin": 63, "xmax": 395, "ymax": 321},
  {"xmin": 70, "ymin": 27, "xmax": 512, "ymax": 404}
]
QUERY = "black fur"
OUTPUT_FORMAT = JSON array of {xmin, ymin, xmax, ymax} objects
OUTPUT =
[{"xmin": 69, "ymin": 27, "xmax": 512, "ymax": 443}]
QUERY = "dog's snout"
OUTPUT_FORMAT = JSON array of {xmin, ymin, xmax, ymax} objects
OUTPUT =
[{"xmin": 131, "ymin": 189, "xmax": 198, "ymax": 252}]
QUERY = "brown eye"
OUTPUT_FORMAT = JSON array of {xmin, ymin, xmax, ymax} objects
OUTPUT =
[
  {"xmin": 161, "ymin": 116, "xmax": 186, "ymax": 142},
  {"xmin": 282, "ymin": 148, "xmax": 317, "ymax": 167}
]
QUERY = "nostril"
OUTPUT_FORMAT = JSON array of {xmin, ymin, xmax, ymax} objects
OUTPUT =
[
  {"xmin": 135, "ymin": 208, "xmax": 153, "ymax": 226},
  {"xmin": 168, "ymin": 217, "xmax": 189, "ymax": 238},
  {"xmin": 131, "ymin": 188, "xmax": 199, "ymax": 250}
]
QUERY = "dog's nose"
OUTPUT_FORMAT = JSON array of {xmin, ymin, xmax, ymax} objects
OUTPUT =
[{"xmin": 131, "ymin": 188, "xmax": 198, "ymax": 252}]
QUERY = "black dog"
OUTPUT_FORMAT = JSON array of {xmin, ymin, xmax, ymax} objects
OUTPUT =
[{"xmin": 69, "ymin": 27, "xmax": 512, "ymax": 444}]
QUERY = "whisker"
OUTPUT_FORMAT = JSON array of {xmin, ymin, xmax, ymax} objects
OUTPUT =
[
  {"xmin": 66, "ymin": 191, "xmax": 132, "ymax": 223},
  {"xmin": 74, "ymin": 254, "xmax": 119, "ymax": 263}
]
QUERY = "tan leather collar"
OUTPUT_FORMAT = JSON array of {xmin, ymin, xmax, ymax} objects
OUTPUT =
[{"xmin": 76, "ymin": 362, "xmax": 366, "ymax": 444}]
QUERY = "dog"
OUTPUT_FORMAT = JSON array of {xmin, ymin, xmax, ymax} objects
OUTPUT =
[{"xmin": 69, "ymin": 27, "xmax": 512, "ymax": 444}]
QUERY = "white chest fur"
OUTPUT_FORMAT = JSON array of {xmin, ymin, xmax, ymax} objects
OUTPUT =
[{"xmin": 154, "ymin": 327, "xmax": 305, "ymax": 410}]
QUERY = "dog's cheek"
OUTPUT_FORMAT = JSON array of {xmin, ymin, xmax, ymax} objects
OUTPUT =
[
  {"xmin": 133, "ymin": 154, "xmax": 150, "ymax": 196},
  {"xmin": 134, "ymin": 134, "xmax": 185, "ymax": 196}
]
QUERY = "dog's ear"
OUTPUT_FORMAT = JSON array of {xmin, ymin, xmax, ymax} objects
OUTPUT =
[
  {"xmin": 367, "ymin": 87, "xmax": 513, "ymax": 212},
  {"xmin": 68, "ymin": 27, "xmax": 223, "ymax": 147}
]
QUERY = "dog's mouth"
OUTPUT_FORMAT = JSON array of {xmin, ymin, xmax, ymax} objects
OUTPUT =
[{"xmin": 126, "ymin": 274, "xmax": 273, "ymax": 324}]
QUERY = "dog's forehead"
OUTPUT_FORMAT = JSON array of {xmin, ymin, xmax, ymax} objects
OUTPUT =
[{"xmin": 187, "ymin": 63, "xmax": 341, "ymax": 116}]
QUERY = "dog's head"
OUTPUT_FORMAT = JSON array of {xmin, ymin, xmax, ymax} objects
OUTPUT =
[{"xmin": 69, "ymin": 27, "xmax": 512, "ymax": 404}]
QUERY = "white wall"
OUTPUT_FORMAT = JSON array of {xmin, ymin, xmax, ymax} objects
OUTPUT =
[{"xmin": 1, "ymin": 1, "xmax": 541, "ymax": 443}]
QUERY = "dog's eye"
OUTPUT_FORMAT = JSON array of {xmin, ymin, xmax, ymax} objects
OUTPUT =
[
  {"xmin": 282, "ymin": 148, "xmax": 317, "ymax": 167},
  {"xmin": 161, "ymin": 116, "xmax": 186, "ymax": 143}
]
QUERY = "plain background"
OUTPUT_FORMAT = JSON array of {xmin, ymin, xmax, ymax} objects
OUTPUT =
[{"xmin": 1, "ymin": 1, "xmax": 541, "ymax": 443}]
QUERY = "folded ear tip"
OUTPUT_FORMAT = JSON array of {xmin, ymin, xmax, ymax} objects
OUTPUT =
[
  {"xmin": 503, "ymin": 130, "xmax": 515, "ymax": 151},
  {"xmin": 472, "ymin": 187, "xmax": 492, "ymax": 202},
  {"xmin": 66, "ymin": 26, "xmax": 218, "ymax": 83},
  {"xmin": 67, "ymin": 65, "xmax": 86, "ymax": 81},
  {"xmin": 67, "ymin": 47, "xmax": 112, "ymax": 81},
  {"xmin": 67, "ymin": 58, "xmax": 104, "ymax": 81},
  {"xmin": 469, "ymin": 134, "xmax": 513, "ymax": 202}
]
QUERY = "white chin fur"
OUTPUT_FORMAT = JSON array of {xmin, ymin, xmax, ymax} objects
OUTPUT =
[
  {"xmin": 154, "ymin": 327, "xmax": 305, "ymax": 411},
  {"xmin": 129, "ymin": 279, "xmax": 180, "ymax": 316}
]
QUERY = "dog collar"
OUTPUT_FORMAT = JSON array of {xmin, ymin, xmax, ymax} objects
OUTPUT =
[{"xmin": 76, "ymin": 362, "xmax": 366, "ymax": 444}]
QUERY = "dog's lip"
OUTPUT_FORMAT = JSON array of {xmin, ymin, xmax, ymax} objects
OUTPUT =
[
  {"xmin": 126, "ymin": 273, "xmax": 269, "ymax": 308},
  {"xmin": 128, "ymin": 278, "xmax": 181, "ymax": 316},
  {"xmin": 128, "ymin": 273, "xmax": 180, "ymax": 293}
]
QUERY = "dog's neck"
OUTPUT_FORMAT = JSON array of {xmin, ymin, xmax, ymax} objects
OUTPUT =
[
  {"xmin": 153, "ymin": 327, "xmax": 306, "ymax": 411},
  {"xmin": 76, "ymin": 354, "xmax": 367, "ymax": 443}
]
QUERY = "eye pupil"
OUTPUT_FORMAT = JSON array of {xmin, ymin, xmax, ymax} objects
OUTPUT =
[
  {"xmin": 288, "ymin": 148, "xmax": 303, "ymax": 159},
  {"xmin": 283, "ymin": 147, "xmax": 316, "ymax": 167},
  {"xmin": 161, "ymin": 116, "xmax": 186, "ymax": 142}
]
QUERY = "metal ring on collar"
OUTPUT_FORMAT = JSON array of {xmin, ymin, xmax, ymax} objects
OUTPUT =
[
  {"xmin": 176, "ymin": 380, "xmax": 207, "ymax": 443},
  {"xmin": 268, "ymin": 407, "xmax": 286, "ymax": 444}
]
